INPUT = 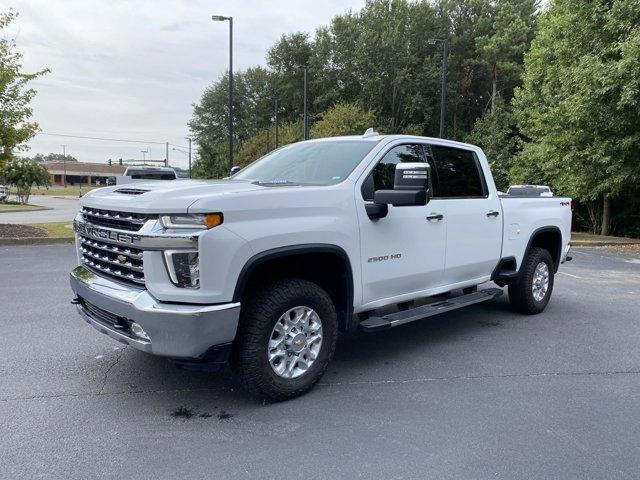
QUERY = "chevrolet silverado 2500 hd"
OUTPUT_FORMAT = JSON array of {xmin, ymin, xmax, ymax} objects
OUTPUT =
[{"xmin": 70, "ymin": 132, "xmax": 572, "ymax": 400}]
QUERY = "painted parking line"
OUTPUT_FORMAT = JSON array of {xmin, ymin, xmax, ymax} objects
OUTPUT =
[{"xmin": 559, "ymin": 271, "xmax": 584, "ymax": 279}]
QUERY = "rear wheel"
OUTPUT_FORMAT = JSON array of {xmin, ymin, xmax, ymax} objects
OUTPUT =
[
  {"xmin": 231, "ymin": 278, "xmax": 338, "ymax": 401},
  {"xmin": 508, "ymin": 247, "xmax": 554, "ymax": 314}
]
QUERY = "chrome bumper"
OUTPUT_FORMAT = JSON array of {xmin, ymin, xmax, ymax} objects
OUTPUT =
[{"xmin": 69, "ymin": 265, "xmax": 240, "ymax": 359}]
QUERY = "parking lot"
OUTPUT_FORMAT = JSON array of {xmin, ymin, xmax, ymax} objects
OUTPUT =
[{"xmin": 1, "ymin": 244, "xmax": 639, "ymax": 479}]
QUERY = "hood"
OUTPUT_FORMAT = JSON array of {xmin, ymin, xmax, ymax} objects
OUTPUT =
[{"xmin": 80, "ymin": 179, "xmax": 264, "ymax": 213}]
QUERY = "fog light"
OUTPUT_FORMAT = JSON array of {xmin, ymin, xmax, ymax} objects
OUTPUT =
[
  {"xmin": 130, "ymin": 322, "xmax": 150, "ymax": 340},
  {"xmin": 164, "ymin": 250, "xmax": 200, "ymax": 288}
]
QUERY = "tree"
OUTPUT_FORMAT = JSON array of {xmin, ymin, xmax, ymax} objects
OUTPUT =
[
  {"xmin": 475, "ymin": 0, "xmax": 538, "ymax": 114},
  {"xmin": 234, "ymin": 120, "xmax": 304, "ymax": 168},
  {"xmin": 311, "ymin": 101, "xmax": 377, "ymax": 138},
  {"xmin": 33, "ymin": 153, "xmax": 79, "ymax": 163},
  {"xmin": 512, "ymin": 0, "xmax": 640, "ymax": 235},
  {"xmin": 1, "ymin": 157, "xmax": 50, "ymax": 204},
  {"xmin": 189, "ymin": 67, "xmax": 273, "ymax": 178},
  {"xmin": 465, "ymin": 96, "xmax": 519, "ymax": 191},
  {"xmin": 0, "ymin": 10, "xmax": 49, "ymax": 167}
]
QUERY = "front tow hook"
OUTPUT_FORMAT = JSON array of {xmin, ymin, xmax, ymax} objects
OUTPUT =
[{"xmin": 71, "ymin": 297, "xmax": 81, "ymax": 305}]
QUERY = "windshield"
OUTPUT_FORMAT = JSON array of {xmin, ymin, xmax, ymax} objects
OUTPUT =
[{"xmin": 233, "ymin": 140, "xmax": 378, "ymax": 186}]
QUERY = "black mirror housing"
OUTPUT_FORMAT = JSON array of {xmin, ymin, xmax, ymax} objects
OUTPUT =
[{"xmin": 374, "ymin": 189, "xmax": 427, "ymax": 207}]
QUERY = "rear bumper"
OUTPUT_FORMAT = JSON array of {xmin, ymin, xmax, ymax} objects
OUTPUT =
[{"xmin": 69, "ymin": 265, "xmax": 240, "ymax": 359}]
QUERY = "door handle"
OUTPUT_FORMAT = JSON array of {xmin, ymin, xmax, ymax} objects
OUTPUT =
[
  {"xmin": 486, "ymin": 210, "xmax": 500, "ymax": 218},
  {"xmin": 426, "ymin": 213, "xmax": 444, "ymax": 221}
]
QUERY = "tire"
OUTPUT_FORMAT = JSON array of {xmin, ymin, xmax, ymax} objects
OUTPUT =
[
  {"xmin": 508, "ymin": 247, "xmax": 554, "ymax": 314},
  {"xmin": 231, "ymin": 278, "xmax": 338, "ymax": 401}
]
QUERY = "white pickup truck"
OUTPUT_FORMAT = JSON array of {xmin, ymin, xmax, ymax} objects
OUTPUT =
[{"xmin": 70, "ymin": 132, "xmax": 572, "ymax": 400}]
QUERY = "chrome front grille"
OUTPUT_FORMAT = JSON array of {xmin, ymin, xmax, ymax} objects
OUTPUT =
[
  {"xmin": 79, "ymin": 235, "xmax": 145, "ymax": 285},
  {"xmin": 81, "ymin": 207, "xmax": 155, "ymax": 232}
]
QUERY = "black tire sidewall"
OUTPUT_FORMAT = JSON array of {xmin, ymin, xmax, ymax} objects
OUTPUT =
[
  {"xmin": 511, "ymin": 247, "xmax": 554, "ymax": 314},
  {"xmin": 258, "ymin": 287, "xmax": 337, "ymax": 391},
  {"xmin": 232, "ymin": 278, "xmax": 338, "ymax": 400}
]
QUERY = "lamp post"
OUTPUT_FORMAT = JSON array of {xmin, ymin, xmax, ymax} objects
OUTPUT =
[
  {"xmin": 274, "ymin": 99, "xmax": 279, "ymax": 148},
  {"xmin": 61, "ymin": 144, "xmax": 67, "ymax": 187},
  {"xmin": 185, "ymin": 137, "xmax": 192, "ymax": 178},
  {"xmin": 212, "ymin": 15, "xmax": 234, "ymax": 169},
  {"xmin": 301, "ymin": 65, "xmax": 309, "ymax": 140},
  {"xmin": 428, "ymin": 38, "xmax": 449, "ymax": 138}
]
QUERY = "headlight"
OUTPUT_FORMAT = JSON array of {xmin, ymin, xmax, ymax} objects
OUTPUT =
[
  {"xmin": 164, "ymin": 250, "xmax": 200, "ymax": 288},
  {"xmin": 159, "ymin": 213, "xmax": 223, "ymax": 230}
]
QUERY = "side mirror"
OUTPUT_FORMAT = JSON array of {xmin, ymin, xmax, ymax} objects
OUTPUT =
[
  {"xmin": 373, "ymin": 163, "xmax": 430, "ymax": 207},
  {"xmin": 229, "ymin": 166, "xmax": 242, "ymax": 176}
]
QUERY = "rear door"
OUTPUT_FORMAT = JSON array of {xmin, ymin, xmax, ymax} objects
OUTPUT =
[
  {"xmin": 356, "ymin": 143, "xmax": 447, "ymax": 306},
  {"xmin": 428, "ymin": 144, "xmax": 502, "ymax": 285}
]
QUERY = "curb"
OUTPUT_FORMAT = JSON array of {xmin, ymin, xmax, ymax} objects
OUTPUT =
[
  {"xmin": 0, "ymin": 236, "xmax": 75, "ymax": 246},
  {"xmin": 572, "ymin": 241, "xmax": 640, "ymax": 247},
  {"xmin": 0, "ymin": 206, "xmax": 51, "ymax": 213}
]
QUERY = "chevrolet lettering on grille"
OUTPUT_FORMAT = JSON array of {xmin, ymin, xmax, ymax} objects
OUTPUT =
[{"xmin": 74, "ymin": 221, "xmax": 142, "ymax": 245}]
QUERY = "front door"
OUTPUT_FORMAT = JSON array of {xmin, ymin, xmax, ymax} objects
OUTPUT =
[{"xmin": 356, "ymin": 143, "xmax": 447, "ymax": 307}]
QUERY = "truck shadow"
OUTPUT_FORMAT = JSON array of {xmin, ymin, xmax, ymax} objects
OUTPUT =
[{"xmin": 106, "ymin": 289, "xmax": 519, "ymax": 411}]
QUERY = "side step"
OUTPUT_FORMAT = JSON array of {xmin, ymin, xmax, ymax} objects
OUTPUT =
[{"xmin": 358, "ymin": 288, "xmax": 503, "ymax": 332}]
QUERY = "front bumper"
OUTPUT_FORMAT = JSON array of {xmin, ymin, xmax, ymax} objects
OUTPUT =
[{"xmin": 69, "ymin": 265, "xmax": 240, "ymax": 359}]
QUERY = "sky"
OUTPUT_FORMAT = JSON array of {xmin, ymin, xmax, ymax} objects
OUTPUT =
[{"xmin": 2, "ymin": 0, "xmax": 365, "ymax": 169}]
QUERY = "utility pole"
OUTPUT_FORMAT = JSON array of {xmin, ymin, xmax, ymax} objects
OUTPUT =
[
  {"xmin": 302, "ymin": 65, "xmax": 309, "ymax": 140},
  {"xmin": 165, "ymin": 142, "xmax": 169, "ymax": 167},
  {"xmin": 212, "ymin": 15, "xmax": 234, "ymax": 170},
  {"xmin": 428, "ymin": 38, "xmax": 449, "ymax": 138},
  {"xmin": 274, "ymin": 99, "xmax": 279, "ymax": 148},
  {"xmin": 61, "ymin": 145, "xmax": 68, "ymax": 187},
  {"xmin": 185, "ymin": 137, "xmax": 192, "ymax": 178}
]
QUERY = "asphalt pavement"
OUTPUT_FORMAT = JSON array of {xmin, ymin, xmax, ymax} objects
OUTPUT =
[
  {"xmin": 0, "ymin": 195, "xmax": 79, "ymax": 224},
  {"xmin": 1, "ymin": 245, "xmax": 639, "ymax": 479}
]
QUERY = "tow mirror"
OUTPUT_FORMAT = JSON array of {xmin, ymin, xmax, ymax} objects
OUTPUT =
[
  {"xmin": 373, "ymin": 163, "xmax": 430, "ymax": 207},
  {"xmin": 229, "ymin": 166, "xmax": 242, "ymax": 176}
]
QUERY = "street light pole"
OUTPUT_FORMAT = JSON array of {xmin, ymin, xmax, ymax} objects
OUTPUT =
[
  {"xmin": 185, "ymin": 137, "xmax": 192, "ymax": 178},
  {"xmin": 428, "ymin": 38, "xmax": 449, "ymax": 138},
  {"xmin": 61, "ymin": 144, "xmax": 67, "ymax": 187},
  {"xmin": 302, "ymin": 65, "xmax": 309, "ymax": 140},
  {"xmin": 212, "ymin": 15, "xmax": 234, "ymax": 170},
  {"xmin": 274, "ymin": 99, "xmax": 279, "ymax": 148}
]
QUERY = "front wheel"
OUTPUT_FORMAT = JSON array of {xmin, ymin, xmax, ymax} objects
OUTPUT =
[
  {"xmin": 508, "ymin": 247, "xmax": 555, "ymax": 314},
  {"xmin": 231, "ymin": 278, "xmax": 338, "ymax": 401}
]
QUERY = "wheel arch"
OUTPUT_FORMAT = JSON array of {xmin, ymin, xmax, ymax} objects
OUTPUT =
[
  {"xmin": 233, "ymin": 244, "xmax": 355, "ymax": 331},
  {"xmin": 521, "ymin": 226, "xmax": 563, "ymax": 275}
]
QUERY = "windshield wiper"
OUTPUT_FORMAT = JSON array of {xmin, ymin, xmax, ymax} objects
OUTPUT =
[{"xmin": 252, "ymin": 180, "xmax": 299, "ymax": 186}]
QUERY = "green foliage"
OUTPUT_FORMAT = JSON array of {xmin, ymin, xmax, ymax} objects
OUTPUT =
[
  {"xmin": 33, "ymin": 152, "xmax": 79, "ymax": 162},
  {"xmin": 189, "ymin": 67, "xmax": 273, "ymax": 179},
  {"xmin": 512, "ymin": 0, "xmax": 640, "ymax": 233},
  {"xmin": 465, "ymin": 96, "xmax": 519, "ymax": 191},
  {"xmin": 189, "ymin": 0, "xmax": 540, "ymax": 177},
  {"xmin": 311, "ymin": 102, "xmax": 377, "ymax": 138},
  {"xmin": 0, "ymin": 157, "xmax": 50, "ymax": 204},
  {"xmin": 235, "ymin": 120, "xmax": 304, "ymax": 168},
  {"xmin": 0, "ymin": 10, "xmax": 49, "ymax": 167}
]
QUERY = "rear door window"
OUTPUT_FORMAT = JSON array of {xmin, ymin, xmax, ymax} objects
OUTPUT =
[{"xmin": 429, "ymin": 145, "xmax": 486, "ymax": 198}]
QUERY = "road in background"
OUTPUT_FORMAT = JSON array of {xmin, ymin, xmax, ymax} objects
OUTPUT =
[
  {"xmin": 0, "ymin": 195, "xmax": 79, "ymax": 224},
  {"xmin": 1, "ymin": 246, "xmax": 639, "ymax": 479}
]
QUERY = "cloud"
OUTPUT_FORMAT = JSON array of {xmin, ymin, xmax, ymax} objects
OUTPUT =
[{"xmin": 3, "ymin": 0, "xmax": 365, "ymax": 167}]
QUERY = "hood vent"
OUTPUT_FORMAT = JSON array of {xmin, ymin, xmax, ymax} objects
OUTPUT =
[{"xmin": 115, "ymin": 188, "xmax": 150, "ymax": 195}]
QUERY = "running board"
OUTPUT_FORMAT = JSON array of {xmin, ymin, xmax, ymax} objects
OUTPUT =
[{"xmin": 358, "ymin": 288, "xmax": 503, "ymax": 332}]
